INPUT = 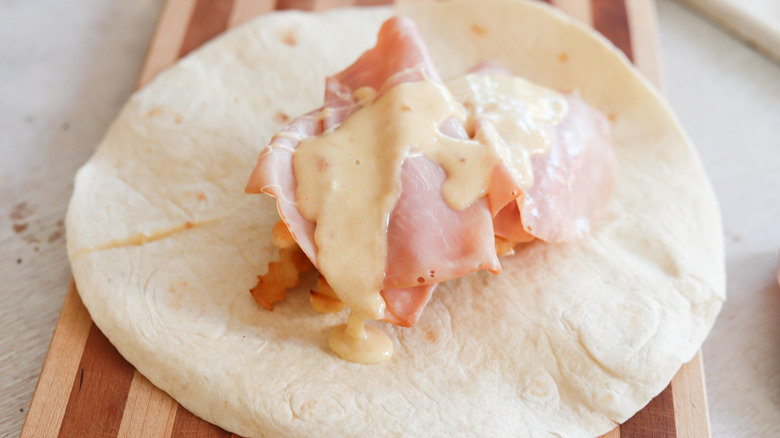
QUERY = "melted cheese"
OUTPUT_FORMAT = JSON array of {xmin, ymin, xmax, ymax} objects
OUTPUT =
[
  {"xmin": 293, "ymin": 74, "xmax": 567, "ymax": 363},
  {"xmin": 328, "ymin": 312, "xmax": 393, "ymax": 364},
  {"xmin": 447, "ymin": 74, "xmax": 568, "ymax": 188}
]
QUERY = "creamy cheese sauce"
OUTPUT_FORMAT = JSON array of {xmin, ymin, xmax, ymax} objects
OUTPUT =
[
  {"xmin": 447, "ymin": 74, "xmax": 568, "ymax": 188},
  {"xmin": 293, "ymin": 74, "xmax": 567, "ymax": 363},
  {"xmin": 328, "ymin": 312, "xmax": 393, "ymax": 364}
]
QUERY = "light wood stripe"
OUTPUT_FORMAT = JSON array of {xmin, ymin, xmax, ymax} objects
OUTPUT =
[
  {"xmin": 57, "ymin": 323, "xmax": 136, "ymax": 437},
  {"xmin": 117, "ymin": 371, "xmax": 178, "ymax": 438},
  {"xmin": 672, "ymin": 353, "xmax": 712, "ymax": 438},
  {"xmin": 137, "ymin": 0, "xmax": 198, "ymax": 88},
  {"xmin": 179, "ymin": 0, "xmax": 236, "ymax": 57},
  {"xmin": 20, "ymin": 284, "xmax": 92, "ymax": 438},
  {"xmin": 229, "ymin": 0, "xmax": 276, "ymax": 27},
  {"xmin": 625, "ymin": 0, "xmax": 662, "ymax": 89},
  {"xmin": 598, "ymin": 426, "xmax": 622, "ymax": 438},
  {"xmin": 592, "ymin": 0, "xmax": 633, "ymax": 61},
  {"xmin": 553, "ymin": 0, "xmax": 594, "ymax": 26},
  {"xmin": 355, "ymin": 0, "xmax": 394, "ymax": 6},
  {"xmin": 314, "ymin": 0, "xmax": 356, "ymax": 11}
]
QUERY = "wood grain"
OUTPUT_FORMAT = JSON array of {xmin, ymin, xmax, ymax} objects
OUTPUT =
[
  {"xmin": 672, "ymin": 352, "xmax": 712, "ymax": 438},
  {"xmin": 21, "ymin": 1, "xmax": 710, "ymax": 437},
  {"xmin": 599, "ymin": 426, "xmax": 622, "ymax": 438},
  {"xmin": 276, "ymin": 0, "xmax": 317, "ymax": 11},
  {"xmin": 137, "ymin": 0, "xmax": 197, "ymax": 88},
  {"xmin": 229, "ymin": 0, "xmax": 276, "ymax": 27},
  {"xmin": 116, "ymin": 371, "xmax": 178, "ymax": 438},
  {"xmin": 171, "ymin": 406, "xmax": 232, "ymax": 438},
  {"xmin": 19, "ymin": 284, "xmax": 92, "ymax": 438},
  {"xmin": 592, "ymin": 0, "xmax": 634, "ymax": 60},
  {"xmin": 625, "ymin": 0, "xmax": 662, "ymax": 89},
  {"xmin": 553, "ymin": 0, "xmax": 594, "ymax": 25},
  {"xmin": 57, "ymin": 324, "xmax": 136, "ymax": 437},
  {"xmin": 179, "ymin": 0, "xmax": 235, "ymax": 57},
  {"xmin": 621, "ymin": 384, "xmax": 677, "ymax": 437}
]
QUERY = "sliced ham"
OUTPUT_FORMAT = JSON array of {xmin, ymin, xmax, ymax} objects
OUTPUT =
[
  {"xmin": 247, "ymin": 16, "xmax": 499, "ymax": 326},
  {"xmin": 246, "ymin": 15, "xmax": 615, "ymax": 327},
  {"xmin": 466, "ymin": 61, "xmax": 615, "ymax": 242},
  {"xmin": 492, "ymin": 95, "xmax": 615, "ymax": 242}
]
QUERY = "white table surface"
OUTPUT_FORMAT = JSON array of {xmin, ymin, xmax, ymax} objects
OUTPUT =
[{"xmin": 1, "ymin": 1, "xmax": 778, "ymax": 437}]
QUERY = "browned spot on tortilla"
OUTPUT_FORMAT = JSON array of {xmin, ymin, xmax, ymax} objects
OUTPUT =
[
  {"xmin": 57, "ymin": 219, "xmax": 64, "ymax": 227},
  {"xmin": 10, "ymin": 202, "xmax": 33, "ymax": 221},
  {"xmin": 608, "ymin": 113, "xmax": 617, "ymax": 122},
  {"xmin": 174, "ymin": 114, "xmax": 183, "ymax": 124},
  {"xmin": 34, "ymin": 246, "xmax": 39, "ymax": 252},
  {"xmin": 470, "ymin": 23, "xmax": 486, "ymax": 35},
  {"xmin": 402, "ymin": 105, "xmax": 412, "ymax": 111},
  {"xmin": 196, "ymin": 192, "xmax": 207, "ymax": 201},
  {"xmin": 558, "ymin": 53, "xmax": 569, "ymax": 62},
  {"xmin": 167, "ymin": 281, "xmax": 189, "ymax": 310},
  {"xmin": 273, "ymin": 112, "xmax": 290, "ymax": 124},
  {"xmin": 425, "ymin": 329, "xmax": 438, "ymax": 343},
  {"xmin": 13, "ymin": 223, "xmax": 28, "ymax": 233},
  {"xmin": 280, "ymin": 29, "xmax": 297, "ymax": 46},
  {"xmin": 23, "ymin": 235, "xmax": 40, "ymax": 244},
  {"xmin": 145, "ymin": 107, "xmax": 165, "ymax": 118},
  {"xmin": 48, "ymin": 229, "xmax": 63, "ymax": 242}
]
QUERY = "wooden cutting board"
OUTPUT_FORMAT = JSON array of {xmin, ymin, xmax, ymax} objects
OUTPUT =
[{"xmin": 21, "ymin": 1, "xmax": 710, "ymax": 437}]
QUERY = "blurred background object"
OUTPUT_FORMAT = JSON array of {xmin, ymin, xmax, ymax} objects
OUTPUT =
[{"xmin": 678, "ymin": 0, "xmax": 780, "ymax": 63}]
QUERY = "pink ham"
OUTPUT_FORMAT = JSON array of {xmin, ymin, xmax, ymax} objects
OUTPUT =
[
  {"xmin": 492, "ymin": 95, "xmax": 615, "ymax": 242},
  {"xmin": 247, "ymin": 16, "xmax": 499, "ymax": 326},
  {"xmin": 467, "ymin": 61, "xmax": 615, "ymax": 242},
  {"xmin": 246, "ymin": 15, "xmax": 615, "ymax": 327}
]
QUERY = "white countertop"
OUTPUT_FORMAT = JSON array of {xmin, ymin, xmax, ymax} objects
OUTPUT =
[{"xmin": 1, "ymin": 1, "xmax": 778, "ymax": 436}]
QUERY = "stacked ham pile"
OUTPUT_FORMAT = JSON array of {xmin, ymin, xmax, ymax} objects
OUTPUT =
[{"xmin": 246, "ymin": 16, "xmax": 615, "ymax": 327}]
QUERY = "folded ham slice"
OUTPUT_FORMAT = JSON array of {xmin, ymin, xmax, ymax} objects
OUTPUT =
[
  {"xmin": 246, "ymin": 15, "xmax": 615, "ymax": 327},
  {"xmin": 469, "ymin": 62, "xmax": 616, "ymax": 243}
]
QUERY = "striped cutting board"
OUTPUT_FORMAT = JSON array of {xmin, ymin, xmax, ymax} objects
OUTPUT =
[{"xmin": 21, "ymin": 1, "xmax": 710, "ymax": 437}]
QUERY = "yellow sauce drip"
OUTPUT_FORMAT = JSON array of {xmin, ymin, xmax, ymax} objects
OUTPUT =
[
  {"xmin": 293, "ymin": 75, "xmax": 568, "ymax": 363},
  {"xmin": 328, "ymin": 312, "xmax": 393, "ymax": 364}
]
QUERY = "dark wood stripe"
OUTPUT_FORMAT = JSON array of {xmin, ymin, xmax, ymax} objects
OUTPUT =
[
  {"xmin": 171, "ymin": 405, "xmax": 232, "ymax": 438},
  {"xmin": 179, "ymin": 0, "xmax": 236, "ymax": 58},
  {"xmin": 276, "ymin": 0, "xmax": 316, "ymax": 11},
  {"xmin": 620, "ymin": 383, "xmax": 677, "ymax": 438},
  {"xmin": 57, "ymin": 324, "xmax": 136, "ymax": 438},
  {"xmin": 591, "ymin": 0, "xmax": 633, "ymax": 61},
  {"xmin": 537, "ymin": 0, "xmax": 552, "ymax": 4}
]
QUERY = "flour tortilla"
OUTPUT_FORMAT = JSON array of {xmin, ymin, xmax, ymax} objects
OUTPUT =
[{"xmin": 66, "ymin": 0, "xmax": 725, "ymax": 436}]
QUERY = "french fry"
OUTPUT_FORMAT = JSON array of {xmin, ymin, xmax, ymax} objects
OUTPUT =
[
  {"xmin": 250, "ymin": 221, "xmax": 313, "ymax": 310},
  {"xmin": 495, "ymin": 236, "xmax": 518, "ymax": 257},
  {"xmin": 309, "ymin": 276, "xmax": 345, "ymax": 314},
  {"xmin": 271, "ymin": 219, "xmax": 297, "ymax": 249}
]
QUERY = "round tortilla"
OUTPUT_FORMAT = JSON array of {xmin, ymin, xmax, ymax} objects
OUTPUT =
[{"xmin": 66, "ymin": 0, "xmax": 725, "ymax": 436}]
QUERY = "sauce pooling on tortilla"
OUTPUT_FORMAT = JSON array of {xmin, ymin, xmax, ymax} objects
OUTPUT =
[{"xmin": 293, "ymin": 76, "xmax": 567, "ymax": 364}]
